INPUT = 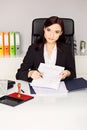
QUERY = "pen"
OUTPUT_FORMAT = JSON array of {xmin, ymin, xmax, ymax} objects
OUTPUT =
[
  {"xmin": 21, "ymin": 89, "xmax": 25, "ymax": 93},
  {"xmin": 40, "ymin": 75, "xmax": 43, "ymax": 78},
  {"xmin": 38, "ymin": 70, "xmax": 43, "ymax": 78}
]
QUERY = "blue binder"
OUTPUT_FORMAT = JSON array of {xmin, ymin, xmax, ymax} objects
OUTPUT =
[{"xmin": 65, "ymin": 78, "xmax": 87, "ymax": 91}]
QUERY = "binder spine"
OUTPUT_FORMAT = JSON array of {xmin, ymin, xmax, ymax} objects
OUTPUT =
[
  {"xmin": 0, "ymin": 31, "xmax": 21, "ymax": 57},
  {"xmin": 10, "ymin": 32, "xmax": 16, "ymax": 56},
  {"xmin": 15, "ymin": 32, "xmax": 21, "ymax": 55},
  {"xmin": 4, "ymin": 32, "xmax": 10, "ymax": 56},
  {"xmin": 0, "ymin": 32, "xmax": 4, "ymax": 56}
]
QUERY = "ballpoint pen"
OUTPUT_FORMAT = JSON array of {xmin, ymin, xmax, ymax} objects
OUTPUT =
[{"xmin": 21, "ymin": 89, "xmax": 25, "ymax": 93}]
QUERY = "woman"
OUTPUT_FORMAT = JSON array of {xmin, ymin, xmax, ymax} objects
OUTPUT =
[{"xmin": 16, "ymin": 16, "xmax": 76, "ymax": 82}]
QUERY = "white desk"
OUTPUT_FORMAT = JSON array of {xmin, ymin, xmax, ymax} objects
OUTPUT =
[{"xmin": 0, "ymin": 82, "xmax": 87, "ymax": 130}]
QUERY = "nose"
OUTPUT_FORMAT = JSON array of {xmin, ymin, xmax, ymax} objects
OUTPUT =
[{"xmin": 50, "ymin": 32, "xmax": 54, "ymax": 38}]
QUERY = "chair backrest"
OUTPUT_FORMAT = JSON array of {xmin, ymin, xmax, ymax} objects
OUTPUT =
[{"xmin": 31, "ymin": 18, "xmax": 75, "ymax": 56}]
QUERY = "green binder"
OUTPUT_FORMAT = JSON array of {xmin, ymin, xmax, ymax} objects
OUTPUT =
[{"xmin": 10, "ymin": 32, "xmax": 16, "ymax": 56}]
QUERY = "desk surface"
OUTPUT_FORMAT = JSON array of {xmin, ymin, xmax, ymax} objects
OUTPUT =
[{"xmin": 0, "ymin": 81, "xmax": 87, "ymax": 130}]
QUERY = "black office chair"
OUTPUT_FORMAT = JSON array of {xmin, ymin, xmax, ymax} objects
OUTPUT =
[{"xmin": 31, "ymin": 17, "xmax": 75, "ymax": 56}]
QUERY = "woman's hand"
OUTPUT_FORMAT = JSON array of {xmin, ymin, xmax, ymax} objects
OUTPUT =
[
  {"xmin": 28, "ymin": 70, "xmax": 43, "ymax": 80},
  {"xmin": 60, "ymin": 70, "xmax": 71, "ymax": 80}
]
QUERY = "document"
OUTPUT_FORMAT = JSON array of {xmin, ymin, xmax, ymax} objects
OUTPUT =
[
  {"xmin": 31, "ymin": 81, "xmax": 68, "ymax": 96},
  {"xmin": 31, "ymin": 63, "xmax": 64, "ymax": 90}
]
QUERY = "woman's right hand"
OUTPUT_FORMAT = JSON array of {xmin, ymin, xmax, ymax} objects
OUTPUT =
[{"xmin": 28, "ymin": 70, "xmax": 43, "ymax": 80}]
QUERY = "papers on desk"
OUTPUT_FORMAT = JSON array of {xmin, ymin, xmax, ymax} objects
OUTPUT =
[
  {"xmin": 31, "ymin": 63, "xmax": 64, "ymax": 90},
  {"xmin": 30, "ymin": 63, "xmax": 68, "ymax": 96},
  {"xmin": 32, "ymin": 81, "xmax": 68, "ymax": 96}
]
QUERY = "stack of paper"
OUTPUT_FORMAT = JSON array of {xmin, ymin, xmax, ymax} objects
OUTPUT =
[
  {"xmin": 32, "ymin": 81, "xmax": 68, "ymax": 96},
  {"xmin": 31, "ymin": 63, "xmax": 64, "ymax": 89},
  {"xmin": 30, "ymin": 63, "xmax": 68, "ymax": 95}
]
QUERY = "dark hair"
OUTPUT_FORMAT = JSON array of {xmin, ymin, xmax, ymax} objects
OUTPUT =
[
  {"xmin": 35, "ymin": 16, "xmax": 66, "ymax": 50},
  {"xmin": 44, "ymin": 16, "xmax": 64, "ymax": 30}
]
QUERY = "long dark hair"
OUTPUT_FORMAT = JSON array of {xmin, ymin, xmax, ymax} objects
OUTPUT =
[{"xmin": 35, "ymin": 16, "xmax": 66, "ymax": 50}]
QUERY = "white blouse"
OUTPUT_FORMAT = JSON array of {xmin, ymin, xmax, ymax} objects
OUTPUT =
[{"xmin": 44, "ymin": 44, "xmax": 57, "ymax": 65}]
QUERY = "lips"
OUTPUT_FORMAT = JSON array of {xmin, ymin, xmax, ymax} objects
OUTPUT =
[{"xmin": 48, "ymin": 38, "xmax": 54, "ymax": 41}]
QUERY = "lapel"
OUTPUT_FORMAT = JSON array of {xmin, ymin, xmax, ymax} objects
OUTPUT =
[
  {"xmin": 38, "ymin": 46, "xmax": 45, "ymax": 63},
  {"xmin": 55, "ymin": 50, "xmax": 58, "ymax": 65}
]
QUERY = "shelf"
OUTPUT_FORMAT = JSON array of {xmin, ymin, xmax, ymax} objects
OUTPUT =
[
  {"xmin": 75, "ymin": 55, "xmax": 87, "ymax": 79},
  {"xmin": 0, "ymin": 56, "xmax": 23, "ymax": 80}
]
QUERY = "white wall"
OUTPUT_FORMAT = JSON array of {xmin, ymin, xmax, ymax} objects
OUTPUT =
[{"xmin": 0, "ymin": 0, "xmax": 87, "ymax": 55}]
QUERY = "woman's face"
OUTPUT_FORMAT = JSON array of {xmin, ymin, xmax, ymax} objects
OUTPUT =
[{"xmin": 44, "ymin": 24, "xmax": 62, "ymax": 44}]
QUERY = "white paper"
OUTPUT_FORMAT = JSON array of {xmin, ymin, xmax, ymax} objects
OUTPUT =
[
  {"xmin": 0, "ymin": 80, "xmax": 8, "ymax": 97},
  {"xmin": 31, "ymin": 63, "xmax": 64, "ymax": 89},
  {"xmin": 32, "ymin": 81, "xmax": 68, "ymax": 96}
]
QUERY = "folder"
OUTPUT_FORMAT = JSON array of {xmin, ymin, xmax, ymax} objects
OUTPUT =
[
  {"xmin": 29, "ymin": 84, "xmax": 36, "ymax": 94},
  {"xmin": 9, "ymin": 32, "xmax": 16, "ymax": 56},
  {"xmin": 3, "ymin": 32, "xmax": 10, "ymax": 56},
  {"xmin": 65, "ymin": 78, "xmax": 87, "ymax": 91},
  {"xmin": 0, "ymin": 32, "xmax": 4, "ymax": 56},
  {"xmin": 15, "ymin": 32, "xmax": 21, "ymax": 55}
]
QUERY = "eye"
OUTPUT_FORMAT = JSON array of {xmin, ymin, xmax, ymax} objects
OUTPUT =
[
  {"xmin": 46, "ymin": 28, "xmax": 51, "ymax": 31},
  {"xmin": 55, "ymin": 30, "xmax": 61, "ymax": 34}
]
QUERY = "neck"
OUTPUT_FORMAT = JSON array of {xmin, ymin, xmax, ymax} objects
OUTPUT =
[
  {"xmin": 46, "ymin": 42, "xmax": 56, "ymax": 49},
  {"xmin": 45, "ymin": 43, "xmax": 56, "ymax": 56}
]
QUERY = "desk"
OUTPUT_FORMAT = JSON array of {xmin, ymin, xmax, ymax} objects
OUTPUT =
[{"xmin": 0, "ymin": 82, "xmax": 87, "ymax": 130}]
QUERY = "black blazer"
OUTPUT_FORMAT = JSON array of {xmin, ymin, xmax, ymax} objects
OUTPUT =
[{"xmin": 16, "ymin": 43, "xmax": 76, "ymax": 82}]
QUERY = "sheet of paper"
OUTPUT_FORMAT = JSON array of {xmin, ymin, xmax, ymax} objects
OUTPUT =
[
  {"xmin": 0, "ymin": 80, "xmax": 8, "ymax": 97},
  {"xmin": 32, "ymin": 81, "xmax": 68, "ymax": 96},
  {"xmin": 31, "ymin": 63, "xmax": 64, "ymax": 89}
]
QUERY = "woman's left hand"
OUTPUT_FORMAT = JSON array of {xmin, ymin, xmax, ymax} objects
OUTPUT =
[{"xmin": 60, "ymin": 70, "xmax": 71, "ymax": 80}]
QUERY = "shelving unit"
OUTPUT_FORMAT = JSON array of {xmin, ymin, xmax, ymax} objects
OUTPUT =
[
  {"xmin": 0, "ymin": 56, "xmax": 23, "ymax": 80},
  {"xmin": 75, "ymin": 55, "xmax": 87, "ymax": 79}
]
